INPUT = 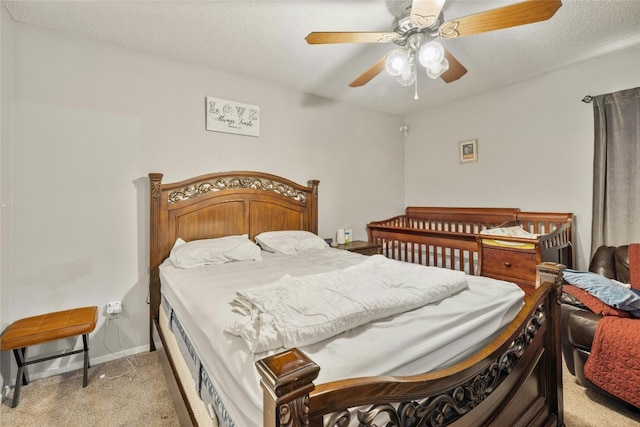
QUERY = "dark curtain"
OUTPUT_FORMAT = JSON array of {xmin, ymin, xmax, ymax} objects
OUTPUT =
[{"xmin": 591, "ymin": 87, "xmax": 640, "ymax": 255}]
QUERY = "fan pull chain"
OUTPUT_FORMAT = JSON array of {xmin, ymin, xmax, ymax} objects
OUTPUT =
[{"xmin": 414, "ymin": 72, "xmax": 419, "ymax": 100}]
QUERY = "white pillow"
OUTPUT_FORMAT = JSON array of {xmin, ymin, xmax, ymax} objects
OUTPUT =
[
  {"xmin": 255, "ymin": 230, "xmax": 328, "ymax": 255},
  {"xmin": 169, "ymin": 235, "xmax": 262, "ymax": 268}
]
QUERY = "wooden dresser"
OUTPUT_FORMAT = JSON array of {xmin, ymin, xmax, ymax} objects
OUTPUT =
[
  {"xmin": 479, "ymin": 215, "xmax": 573, "ymax": 295},
  {"xmin": 480, "ymin": 243, "xmax": 540, "ymax": 293}
]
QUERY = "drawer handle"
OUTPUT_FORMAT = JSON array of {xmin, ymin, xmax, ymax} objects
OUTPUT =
[{"xmin": 504, "ymin": 262, "xmax": 512, "ymax": 268}]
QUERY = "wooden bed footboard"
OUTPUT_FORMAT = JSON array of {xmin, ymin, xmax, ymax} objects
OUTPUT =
[{"xmin": 257, "ymin": 262, "xmax": 565, "ymax": 427}]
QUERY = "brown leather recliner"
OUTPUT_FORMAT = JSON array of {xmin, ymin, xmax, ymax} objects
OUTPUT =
[{"xmin": 561, "ymin": 245, "xmax": 631, "ymax": 401}]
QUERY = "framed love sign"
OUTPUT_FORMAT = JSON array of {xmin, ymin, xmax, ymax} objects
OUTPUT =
[{"xmin": 205, "ymin": 96, "xmax": 260, "ymax": 137}]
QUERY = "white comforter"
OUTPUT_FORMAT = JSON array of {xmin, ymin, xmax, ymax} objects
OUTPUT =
[
  {"xmin": 226, "ymin": 255, "xmax": 468, "ymax": 352},
  {"xmin": 160, "ymin": 248, "xmax": 525, "ymax": 427}
]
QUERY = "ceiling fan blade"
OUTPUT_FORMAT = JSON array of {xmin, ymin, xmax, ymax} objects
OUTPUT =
[
  {"xmin": 349, "ymin": 55, "xmax": 388, "ymax": 87},
  {"xmin": 410, "ymin": 0, "xmax": 447, "ymax": 29},
  {"xmin": 306, "ymin": 32, "xmax": 400, "ymax": 44},
  {"xmin": 439, "ymin": 0, "xmax": 562, "ymax": 39},
  {"xmin": 440, "ymin": 49, "xmax": 467, "ymax": 83}
]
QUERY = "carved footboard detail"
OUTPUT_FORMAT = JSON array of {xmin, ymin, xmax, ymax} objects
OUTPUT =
[
  {"xmin": 258, "ymin": 263, "xmax": 565, "ymax": 427},
  {"xmin": 321, "ymin": 305, "xmax": 546, "ymax": 427},
  {"xmin": 279, "ymin": 395, "xmax": 311, "ymax": 427}
]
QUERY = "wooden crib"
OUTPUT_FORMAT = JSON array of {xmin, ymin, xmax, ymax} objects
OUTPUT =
[{"xmin": 367, "ymin": 207, "xmax": 573, "ymax": 294}]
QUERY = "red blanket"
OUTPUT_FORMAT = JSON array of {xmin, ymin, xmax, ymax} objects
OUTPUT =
[
  {"xmin": 584, "ymin": 316, "xmax": 640, "ymax": 408},
  {"xmin": 630, "ymin": 243, "xmax": 640, "ymax": 291}
]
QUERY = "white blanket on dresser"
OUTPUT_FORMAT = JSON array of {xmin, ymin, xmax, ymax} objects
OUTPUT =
[{"xmin": 226, "ymin": 255, "xmax": 468, "ymax": 352}]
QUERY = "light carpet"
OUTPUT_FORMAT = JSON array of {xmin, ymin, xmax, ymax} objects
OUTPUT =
[
  {"xmin": 1, "ymin": 351, "xmax": 178, "ymax": 426},
  {"xmin": 562, "ymin": 362, "xmax": 640, "ymax": 427},
  {"xmin": 1, "ymin": 351, "xmax": 639, "ymax": 426}
]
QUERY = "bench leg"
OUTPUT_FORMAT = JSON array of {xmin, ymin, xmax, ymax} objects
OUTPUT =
[
  {"xmin": 18, "ymin": 348, "xmax": 29, "ymax": 385},
  {"xmin": 82, "ymin": 333, "xmax": 90, "ymax": 387},
  {"xmin": 11, "ymin": 348, "xmax": 29, "ymax": 408},
  {"xmin": 8, "ymin": 334, "xmax": 92, "ymax": 407}
]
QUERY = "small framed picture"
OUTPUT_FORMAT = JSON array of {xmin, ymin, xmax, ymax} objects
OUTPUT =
[{"xmin": 459, "ymin": 139, "xmax": 478, "ymax": 163}]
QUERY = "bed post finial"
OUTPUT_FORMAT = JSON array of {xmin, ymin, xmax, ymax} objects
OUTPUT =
[
  {"xmin": 536, "ymin": 262, "xmax": 565, "ymax": 304},
  {"xmin": 256, "ymin": 348, "xmax": 320, "ymax": 427},
  {"xmin": 149, "ymin": 173, "xmax": 163, "ymax": 198},
  {"xmin": 308, "ymin": 179, "xmax": 319, "ymax": 199}
]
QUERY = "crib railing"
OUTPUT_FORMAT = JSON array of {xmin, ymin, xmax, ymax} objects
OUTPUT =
[{"xmin": 367, "ymin": 207, "xmax": 573, "ymax": 274}]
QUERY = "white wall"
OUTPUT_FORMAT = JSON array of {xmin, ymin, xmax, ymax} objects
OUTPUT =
[
  {"xmin": 0, "ymin": 4, "xmax": 15, "ymax": 394},
  {"xmin": 4, "ymin": 21, "xmax": 405, "ymax": 380},
  {"xmin": 404, "ymin": 45, "xmax": 640, "ymax": 270}
]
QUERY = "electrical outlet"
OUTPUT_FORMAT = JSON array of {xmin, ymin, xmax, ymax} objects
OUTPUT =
[{"xmin": 107, "ymin": 301, "xmax": 122, "ymax": 314}]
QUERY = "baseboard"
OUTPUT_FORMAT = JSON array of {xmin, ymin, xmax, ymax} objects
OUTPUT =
[
  {"xmin": 5, "ymin": 344, "xmax": 150, "ymax": 387},
  {"xmin": 89, "ymin": 344, "xmax": 151, "ymax": 367}
]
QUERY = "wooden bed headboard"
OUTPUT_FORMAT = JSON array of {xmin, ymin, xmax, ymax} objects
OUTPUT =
[{"xmin": 148, "ymin": 171, "xmax": 319, "ymax": 345}]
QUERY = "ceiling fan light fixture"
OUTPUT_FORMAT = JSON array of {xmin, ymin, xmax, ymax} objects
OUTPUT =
[
  {"xmin": 418, "ymin": 41, "xmax": 444, "ymax": 68},
  {"xmin": 385, "ymin": 49, "xmax": 410, "ymax": 77},
  {"xmin": 426, "ymin": 57, "xmax": 449, "ymax": 79},
  {"xmin": 395, "ymin": 66, "xmax": 417, "ymax": 88},
  {"xmin": 306, "ymin": 0, "xmax": 562, "ymax": 96}
]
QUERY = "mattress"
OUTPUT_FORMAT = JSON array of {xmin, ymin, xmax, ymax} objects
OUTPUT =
[{"xmin": 159, "ymin": 248, "xmax": 524, "ymax": 427}]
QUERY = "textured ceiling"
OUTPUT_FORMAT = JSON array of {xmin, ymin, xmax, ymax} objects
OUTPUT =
[{"xmin": 4, "ymin": 0, "xmax": 640, "ymax": 116}]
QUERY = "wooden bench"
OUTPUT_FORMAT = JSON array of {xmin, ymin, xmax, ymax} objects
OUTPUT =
[{"xmin": 0, "ymin": 306, "xmax": 98, "ymax": 407}]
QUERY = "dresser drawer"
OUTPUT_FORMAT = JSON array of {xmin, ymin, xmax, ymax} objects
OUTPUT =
[{"xmin": 481, "ymin": 246, "xmax": 537, "ymax": 285}]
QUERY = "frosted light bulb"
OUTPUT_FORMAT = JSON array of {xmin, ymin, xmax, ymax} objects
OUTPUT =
[
  {"xmin": 385, "ymin": 50, "xmax": 409, "ymax": 77},
  {"xmin": 395, "ymin": 66, "xmax": 416, "ymax": 88},
  {"xmin": 426, "ymin": 57, "xmax": 450, "ymax": 79},
  {"xmin": 419, "ymin": 42, "xmax": 445, "ymax": 67}
]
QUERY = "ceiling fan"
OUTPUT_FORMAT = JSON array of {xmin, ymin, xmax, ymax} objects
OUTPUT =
[{"xmin": 305, "ymin": 0, "xmax": 562, "ymax": 95}]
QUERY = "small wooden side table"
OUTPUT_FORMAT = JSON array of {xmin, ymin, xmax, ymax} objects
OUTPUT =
[{"xmin": 335, "ymin": 240, "xmax": 382, "ymax": 256}]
